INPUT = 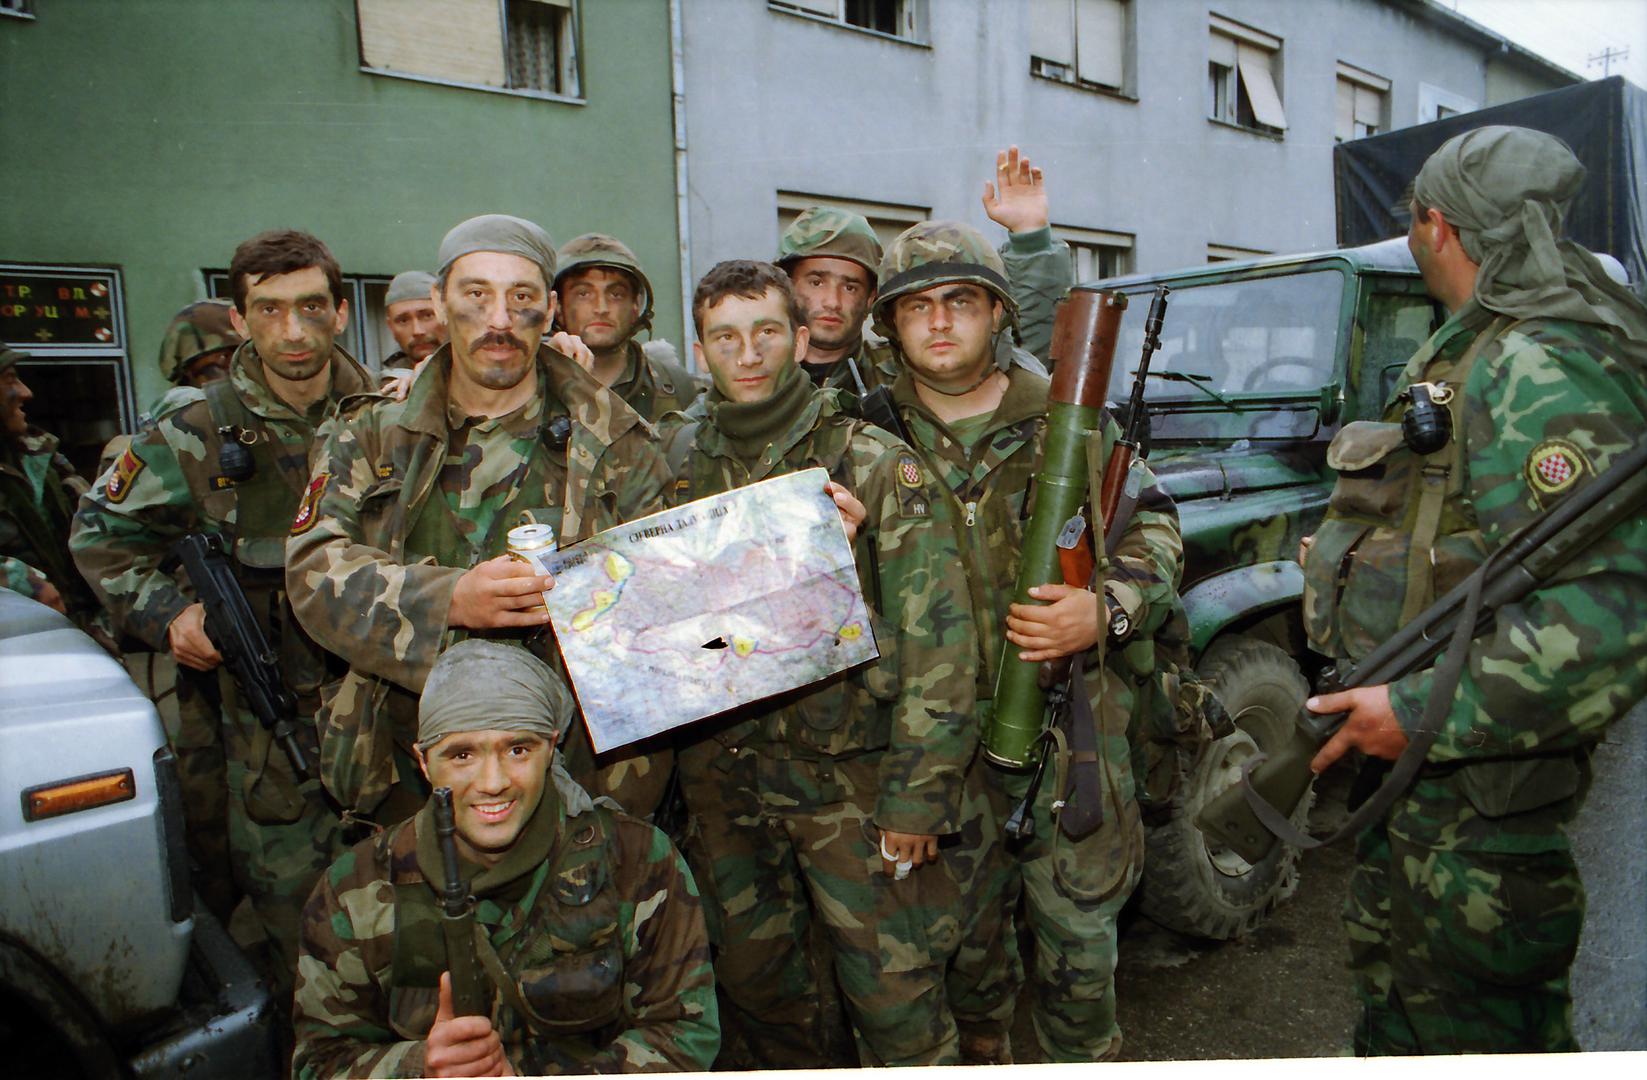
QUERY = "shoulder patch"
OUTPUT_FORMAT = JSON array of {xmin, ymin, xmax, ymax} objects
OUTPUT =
[
  {"xmin": 105, "ymin": 447, "xmax": 145, "ymax": 504},
  {"xmin": 1526, "ymin": 438, "xmax": 1589, "ymax": 501},
  {"xmin": 896, "ymin": 453, "xmax": 924, "ymax": 489},
  {"xmin": 290, "ymin": 473, "xmax": 329, "ymax": 535},
  {"xmin": 893, "ymin": 452, "xmax": 931, "ymax": 518}
]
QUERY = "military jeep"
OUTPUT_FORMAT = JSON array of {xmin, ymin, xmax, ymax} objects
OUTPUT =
[{"xmin": 1088, "ymin": 239, "xmax": 1444, "ymax": 939}]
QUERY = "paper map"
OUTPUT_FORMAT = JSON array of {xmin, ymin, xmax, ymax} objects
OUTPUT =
[{"xmin": 541, "ymin": 468, "xmax": 877, "ymax": 753}]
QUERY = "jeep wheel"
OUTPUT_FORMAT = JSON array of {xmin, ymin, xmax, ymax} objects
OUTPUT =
[{"xmin": 1139, "ymin": 634, "xmax": 1313, "ymax": 940}]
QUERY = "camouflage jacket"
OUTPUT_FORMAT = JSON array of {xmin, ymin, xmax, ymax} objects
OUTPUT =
[
  {"xmin": 890, "ymin": 365, "xmax": 1183, "ymax": 701},
  {"xmin": 666, "ymin": 381, "xmax": 979, "ymax": 835},
  {"xmin": 285, "ymin": 346, "xmax": 672, "ymax": 813},
  {"xmin": 1, "ymin": 427, "xmax": 94, "ymax": 616},
  {"xmin": 292, "ymin": 779, "xmax": 719, "ymax": 1076},
  {"xmin": 1312, "ymin": 305, "xmax": 1647, "ymax": 791},
  {"xmin": 621, "ymin": 339, "xmax": 707, "ymax": 423},
  {"xmin": 70, "ymin": 344, "xmax": 374, "ymax": 651}
]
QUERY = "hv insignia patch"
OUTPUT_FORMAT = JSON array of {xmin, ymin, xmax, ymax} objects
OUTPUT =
[
  {"xmin": 377, "ymin": 464, "xmax": 395, "ymax": 479},
  {"xmin": 894, "ymin": 453, "xmax": 930, "ymax": 518},
  {"xmin": 105, "ymin": 448, "xmax": 144, "ymax": 504},
  {"xmin": 1526, "ymin": 439, "xmax": 1589, "ymax": 504},
  {"xmin": 290, "ymin": 473, "xmax": 329, "ymax": 535}
]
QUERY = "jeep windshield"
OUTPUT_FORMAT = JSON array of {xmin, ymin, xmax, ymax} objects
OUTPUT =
[{"xmin": 1106, "ymin": 268, "xmax": 1346, "ymax": 443}]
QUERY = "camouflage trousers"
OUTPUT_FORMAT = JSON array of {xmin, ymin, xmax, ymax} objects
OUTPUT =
[
  {"xmin": 562, "ymin": 719, "xmax": 676, "ymax": 822},
  {"xmin": 942, "ymin": 749, "xmax": 1022, "ymax": 1058},
  {"xmin": 222, "ymin": 696, "xmax": 343, "ymax": 1002},
  {"xmin": 1345, "ymin": 771, "xmax": 1586, "ymax": 1054},
  {"xmin": 679, "ymin": 742, "xmax": 962, "ymax": 1068}
]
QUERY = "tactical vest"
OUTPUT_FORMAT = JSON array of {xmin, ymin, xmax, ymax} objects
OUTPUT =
[
  {"xmin": 388, "ymin": 804, "xmax": 626, "ymax": 1045},
  {"xmin": 1302, "ymin": 317, "xmax": 1512, "ymax": 662}
]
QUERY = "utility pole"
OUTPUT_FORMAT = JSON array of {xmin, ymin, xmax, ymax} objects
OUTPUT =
[{"xmin": 1587, "ymin": 45, "xmax": 1629, "ymax": 78}]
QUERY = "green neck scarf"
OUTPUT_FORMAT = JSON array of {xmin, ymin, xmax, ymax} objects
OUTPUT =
[
  {"xmin": 708, "ymin": 360, "xmax": 813, "ymax": 461},
  {"xmin": 413, "ymin": 765, "xmax": 565, "ymax": 902}
]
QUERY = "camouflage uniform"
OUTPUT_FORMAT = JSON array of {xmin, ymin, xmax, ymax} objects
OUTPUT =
[
  {"xmin": 292, "ymin": 772, "xmax": 719, "ymax": 1076},
  {"xmin": 875, "ymin": 223, "xmax": 1182, "ymax": 1061},
  {"xmin": 70, "ymin": 341, "xmax": 374, "ymax": 994},
  {"xmin": 1, "ymin": 428, "xmax": 96, "ymax": 619},
  {"xmin": 1303, "ymin": 303, "xmax": 1647, "ymax": 1052},
  {"xmin": 663, "ymin": 362, "xmax": 978, "ymax": 1067},
  {"xmin": 284, "ymin": 346, "xmax": 673, "ymax": 827},
  {"xmin": 554, "ymin": 233, "xmax": 707, "ymax": 425},
  {"xmin": 775, "ymin": 208, "xmax": 1067, "ymax": 407}
]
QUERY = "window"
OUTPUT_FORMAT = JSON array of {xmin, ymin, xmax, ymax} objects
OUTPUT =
[
  {"xmin": 1207, "ymin": 243, "xmax": 1271, "ymax": 264},
  {"xmin": 356, "ymin": 0, "xmax": 581, "ymax": 99},
  {"xmin": 1029, "ymin": 0, "xmax": 1129, "ymax": 93},
  {"xmin": 1055, "ymin": 226, "xmax": 1133, "ymax": 282},
  {"xmin": 205, "ymin": 271, "xmax": 397, "ymax": 374},
  {"xmin": 1417, "ymin": 82, "xmax": 1476, "ymax": 125},
  {"xmin": 1208, "ymin": 14, "xmax": 1286, "ymax": 135},
  {"xmin": 770, "ymin": 1, "xmax": 927, "ymax": 44},
  {"xmin": 1335, "ymin": 62, "xmax": 1389, "ymax": 142},
  {"xmin": 776, "ymin": 193, "xmax": 929, "ymax": 257},
  {"xmin": 0, "ymin": 1, "xmax": 35, "ymax": 20}
]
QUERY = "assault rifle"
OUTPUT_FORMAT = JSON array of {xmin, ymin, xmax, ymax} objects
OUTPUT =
[
  {"xmin": 173, "ymin": 532, "xmax": 309, "ymax": 779},
  {"xmin": 1197, "ymin": 435, "xmax": 1647, "ymax": 865},
  {"xmin": 432, "ymin": 787, "xmax": 490, "ymax": 1016}
]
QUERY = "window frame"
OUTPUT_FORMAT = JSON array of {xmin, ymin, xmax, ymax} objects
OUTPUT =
[
  {"xmin": 1207, "ymin": 13, "xmax": 1286, "ymax": 138},
  {"xmin": 1335, "ymin": 61, "xmax": 1390, "ymax": 143},
  {"xmin": 775, "ymin": 192, "xmax": 931, "ymax": 259},
  {"xmin": 768, "ymin": 0, "xmax": 930, "ymax": 49},
  {"xmin": 355, "ymin": 0, "xmax": 585, "ymax": 105},
  {"xmin": 1053, "ymin": 224, "xmax": 1134, "ymax": 283},
  {"xmin": 1028, "ymin": 0, "xmax": 1135, "ymax": 99},
  {"xmin": 0, "ymin": 0, "xmax": 35, "ymax": 21},
  {"xmin": 204, "ymin": 270, "xmax": 397, "ymax": 374}
]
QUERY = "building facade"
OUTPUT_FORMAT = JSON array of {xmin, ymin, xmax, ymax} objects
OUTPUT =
[{"xmin": 677, "ymin": 0, "xmax": 1575, "ymax": 291}]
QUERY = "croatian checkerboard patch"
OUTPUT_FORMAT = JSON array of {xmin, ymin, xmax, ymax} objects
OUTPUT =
[
  {"xmin": 1526, "ymin": 439, "xmax": 1589, "ymax": 501},
  {"xmin": 105, "ymin": 447, "xmax": 144, "ymax": 504}
]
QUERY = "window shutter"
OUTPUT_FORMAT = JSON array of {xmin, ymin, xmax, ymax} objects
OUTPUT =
[
  {"xmin": 1075, "ymin": 0, "xmax": 1124, "ymax": 88},
  {"xmin": 1029, "ymin": 0, "xmax": 1074, "ymax": 66},
  {"xmin": 1236, "ymin": 43, "xmax": 1287, "ymax": 129},
  {"xmin": 357, "ymin": 0, "xmax": 506, "ymax": 88},
  {"xmin": 1335, "ymin": 78, "xmax": 1355, "ymax": 140},
  {"xmin": 1208, "ymin": 28, "xmax": 1236, "ymax": 68}
]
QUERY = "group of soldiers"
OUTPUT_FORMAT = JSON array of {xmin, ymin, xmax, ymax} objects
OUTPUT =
[{"xmin": 1, "ymin": 126, "xmax": 1643, "ymax": 1074}]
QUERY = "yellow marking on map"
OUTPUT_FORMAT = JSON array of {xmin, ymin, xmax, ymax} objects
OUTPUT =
[
  {"xmin": 732, "ymin": 636, "xmax": 756, "ymax": 657},
  {"xmin": 839, "ymin": 623, "xmax": 863, "ymax": 641},
  {"xmin": 606, "ymin": 552, "xmax": 634, "ymax": 581},
  {"xmin": 571, "ymin": 552, "xmax": 636, "ymax": 631}
]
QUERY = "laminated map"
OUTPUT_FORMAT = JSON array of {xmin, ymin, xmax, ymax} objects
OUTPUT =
[{"xmin": 541, "ymin": 468, "xmax": 877, "ymax": 753}]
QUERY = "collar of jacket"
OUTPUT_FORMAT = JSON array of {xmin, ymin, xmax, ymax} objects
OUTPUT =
[
  {"xmin": 397, "ymin": 343, "xmax": 645, "ymax": 448},
  {"xmin": 0, "ymin": 427, "xmax": 58, "ymax": 481},
  {"xmin": 891, "ymin": 362, "xmax": 1049, "ymax": 441},
  {"xmin": 412, "ymin": 765, "xmax": 566, "ymax": 898},
  {"xmin": 230, "ymin": 340, "xmax": 374, "ymax": 421},
  {"xmin": 1390, "ymin": 298, "xmax": 1497, "ymax": 407}
]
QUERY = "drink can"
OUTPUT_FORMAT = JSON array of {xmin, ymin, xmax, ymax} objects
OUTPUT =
[{"xmin": 507, "ymin": 523, "xmax": 558, "ymax": 575}]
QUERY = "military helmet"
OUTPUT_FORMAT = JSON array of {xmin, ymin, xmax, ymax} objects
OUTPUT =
[
  {"xmin": 775, "ymin": 207, "xmax": 883, "ymax": 284},
  {"xmin": 553, "ymin": 233, "xmax": 653, "ymax": 331},
  {"xmin": 157, "ymin": 300, "xmax": 244, "ymax": 384},
  {"xmin": 871, "ymin": 220, "xmax": 1019, "ymax": 339}
]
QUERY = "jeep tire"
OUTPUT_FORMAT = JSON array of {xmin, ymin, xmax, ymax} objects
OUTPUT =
[{"xmin": 1139, "ymin": 634, "xmax": 1313, "ymax": 940}]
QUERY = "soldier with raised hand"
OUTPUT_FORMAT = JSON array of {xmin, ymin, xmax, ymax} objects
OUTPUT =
[
  {"xmin": 876, "ymin": 222, "xmax": 1183, "ymax": 1062},
  {"xmin": 292, "ymin": 639, "xmax": 720, "ymax": 1078},
  {"xmin": 775, "ymin": 145, "xmax": 1070, "ymax": 409},
  {"xmin": 284, "ymin": 214, "xmax": 673, "ymax": 837},
  {"xmin": 69, "ymin": 229, "xmax": 375, "ymax": 998},
  {"xmin": 380, "ymin": 270, "xmax": 447, "ymax": 373},
  {"xmin": 1299, "ymin": 126, "xmax": 1647, "ymax": 1054},
  {"xmin": 663, "ymin": 260, "xmax": 976, "ymax": 1067},
  {"xmin": 552, "ymin": 233, "xmax": 705, "ymax": 423},
  {"xmin": 1, "ymin": 347, "xmax": 99, "ymax": 623}
]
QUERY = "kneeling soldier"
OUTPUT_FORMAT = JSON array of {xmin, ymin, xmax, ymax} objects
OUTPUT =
[{"xmin": 291, "ymin": 640, "xmax": 720, "ymax": 1077}]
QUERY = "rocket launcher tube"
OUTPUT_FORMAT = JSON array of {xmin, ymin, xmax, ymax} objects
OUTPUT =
[
  {"xmin": 433, "ymin": 786, "xmax": 490, "ymax": 1017},
  {"xmin": 984, "ymin": 290, "xmax": 1128, "ymax": 768}
]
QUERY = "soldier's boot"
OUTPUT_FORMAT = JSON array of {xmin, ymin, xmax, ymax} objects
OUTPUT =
[{"xmin": 958, "ymin": 1028, "xmax": 1014, "ymax": 1065}]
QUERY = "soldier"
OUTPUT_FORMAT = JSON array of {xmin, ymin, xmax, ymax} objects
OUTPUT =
[
  {"xmin": 284, "ymin": 214, "xmax": 673, "ymax": 836},
  {"xmin": 664, "ymin": 259, "xmax": 977, "ymax": 1067},
  {"xmin": 551, "ymin": 233, "xmax": 705, "ymax": 423},
  {"xmin": 775, "ymin": 145, "xmax": 1071, "ymax": 404},
  {"xmin": 159, "ymin": 298, "xmax": 244, "ymax": 389},
  {"xmin": 381, "ymin": 270, "xmax": 446, "ymax": 373},
  {"xmin": 875, "ymin": 222, "xmax": 1183, "ymax": 1062},
  {"xmin": 291, "ymin": 639, "xmax": 720, "ymax": 1077},
  {"xmin": 1301, "ymin": 127, "xmax": 1647, "ymax": 1053},
  {"xmin": 70, "ymin": 229, "xmax": 375, "ymax": 1001},
  {"xmin": 0, "ymin": 347, "xmax": 99, "ymax": 623}
]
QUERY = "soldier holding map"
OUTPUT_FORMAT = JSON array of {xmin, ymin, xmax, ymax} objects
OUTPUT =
[{"xmin": 657, "ymin": 259, "xmax": 978, "ymax": 1067}]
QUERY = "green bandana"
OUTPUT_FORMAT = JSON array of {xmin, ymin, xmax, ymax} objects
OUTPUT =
[
  {"xmin": 417, "ymin": 640, "xmax": 575, "ymax": 750},
  {"xmin": 438, "ymin": 214, "xmax": 557, "ymax": 284},
  {"xmin": 708, "ymin": 359, "xmax": 815, "ymax": 461}
]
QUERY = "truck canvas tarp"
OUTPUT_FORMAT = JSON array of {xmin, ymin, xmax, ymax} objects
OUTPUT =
[{"xmin": 1334, "ymin": 75, "xmax": 1647, "ymax": 298}]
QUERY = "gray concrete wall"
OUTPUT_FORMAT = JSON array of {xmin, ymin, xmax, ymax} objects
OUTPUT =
[{"xmin": 680, "ymin": 0, "xmax": 1571, "ymax": 290}]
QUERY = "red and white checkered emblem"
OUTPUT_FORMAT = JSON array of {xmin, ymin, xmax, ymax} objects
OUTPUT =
[
  {"xmin": 1535, "ymin": 451, "xmax": 1572, "ymax": 487},
  {"xmin": 898, "ymin": 459, "xmax": 921, "ymax": 487},
  {"xmin": 1527, "ymin": 440, "xmax": 1586, "ymax": 497}
]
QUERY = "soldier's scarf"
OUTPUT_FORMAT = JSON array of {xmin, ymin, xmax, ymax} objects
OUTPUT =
[
  {"xmin": 416, "ymin": 638, "xmax": 573, "ymax": 749},
  {"xmin": 1414, "ymin": 125, "xmax": 1647, "ymax": 361},
  {"xmin": 708, "ymin": 358, "xmax": 815, "ymax": 461},
  {"xmin": 437, "ymin": 214, "xmax": 558, "ymax": 283}
]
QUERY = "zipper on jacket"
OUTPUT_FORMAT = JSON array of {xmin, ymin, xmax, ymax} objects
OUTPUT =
[{"xmin": 964, "ymin": 500, "xmax": 977, "ymax": 527}]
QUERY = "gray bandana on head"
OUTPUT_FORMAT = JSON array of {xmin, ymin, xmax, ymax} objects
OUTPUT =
[
  {"xmin": 385, "ymin": 270, "xmax": 436, "ymax": 306},
  {"xmin": 436, "ymin": 214, "xmax": 557, "ymax": 284},
  {"xmin": 1413, "ymin": 125, "xmax": 1647, "ymax": 352},
  {"xmin": 417, "ymin": 639, "xmax": 575, "ymax": 750}
]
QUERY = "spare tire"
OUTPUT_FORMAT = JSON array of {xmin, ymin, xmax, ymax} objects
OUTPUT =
[{"xmin": 1138, "ymin": 634, "xmax": 1313, "ymax": 940}]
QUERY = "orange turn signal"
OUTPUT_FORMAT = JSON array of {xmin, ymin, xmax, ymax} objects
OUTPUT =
[{"xmin": 22, "ymin": 769, "xmax": 136, "ymax": 822}]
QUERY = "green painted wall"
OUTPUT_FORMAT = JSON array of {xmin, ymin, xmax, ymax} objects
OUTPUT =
[{"xmin": 1, "ymin": 0, "xmax": 680, "ymax": 413}]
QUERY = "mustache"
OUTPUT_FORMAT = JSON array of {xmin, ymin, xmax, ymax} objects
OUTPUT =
[{"xmin": 468, "ymin": 330, "xmax": 527, "ymax": 353}]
